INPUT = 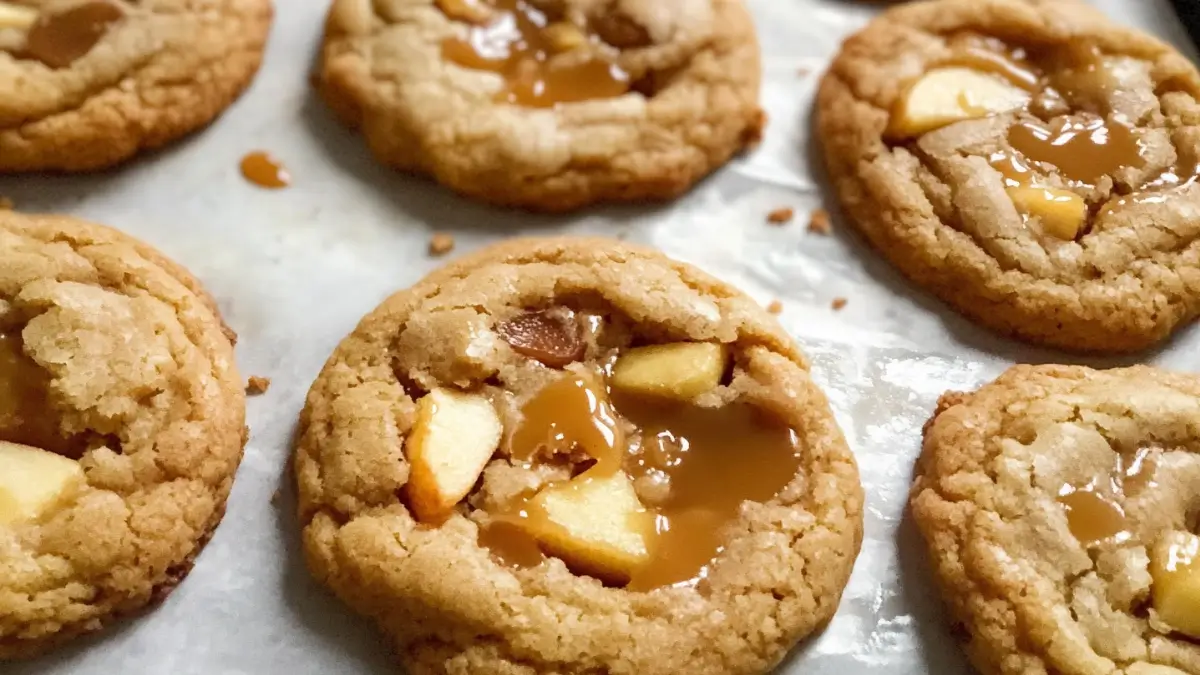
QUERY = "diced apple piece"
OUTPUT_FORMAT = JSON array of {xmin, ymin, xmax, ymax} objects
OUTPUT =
[
  {"xmin": 0, "ymin": 2, "xmax": 37, "ymax": 30},
  {"xmin": 522, "ymin": 470, "xmax": 655, "ymax": 585},
  {"xmin": 888, "ymin": 67, "xmax": 1032, "ymax": 139},
  {"xmin": 405, "ymin": 388, "xmax": 503, "ymax": 523},
  {"xmin": 0, "ymin": 440, "xmax": 84, "ymax": 526},
  {"xmin": 1007, "ymin": 186, "xmax": 1086, "ymax": 240},
  {"xmin": 1150, "ymin": 531, "xmax": 1200, "ymax": 639},
  {"xmin": 610, "ymin": 342, "xmax": 729, "ymax": 401}
]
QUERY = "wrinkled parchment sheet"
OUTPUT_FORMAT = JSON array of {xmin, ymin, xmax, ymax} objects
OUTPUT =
[{"xmin": 2, "ymin": 1, "xmax": 1196, "ymax": 673}]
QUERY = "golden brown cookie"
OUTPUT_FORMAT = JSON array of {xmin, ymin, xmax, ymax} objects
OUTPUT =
[
  {"xmin": 0, "ymin": 212, "xmax": 246, "ymax": 658},
  {"xmin": 0, "ymin": 0, "xmax": 273, "ymax": 172},
  {"xmin": 295, "ymin": 237, "xmax": 863, "ymax": 674},
  {"xmin": 912, "ymin": 364, "xmax": 1200, "ymax": 675},
  {"xmin": 817, "ymin": 0, "xmax": 1200, "ymax": 353},
  {"xmin": 318, "ymin": 0, "xmax": 765, "ymax": 212}
]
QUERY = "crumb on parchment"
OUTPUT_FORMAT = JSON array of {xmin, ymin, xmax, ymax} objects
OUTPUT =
[
  {"xmin": 246, "ymin": 376, "xmax": 271, "ymax": 395},
  {"xmin": 767, "ymin": 207, "xmax": 794, "ymax": 225},
  {"xmin": 808, "ymin": 208, "xmax": 831, "ymax": 234},
  {"xmin": 767, "ymin": 300, "xmax": 783, "ymax": 314},
  {"xmin": 831, "ymin": 297, "xmax": 847, "ymax": 311},
  {"xmin": 429, "ymin": 233, "xmax": 456, "ymax": 256}
]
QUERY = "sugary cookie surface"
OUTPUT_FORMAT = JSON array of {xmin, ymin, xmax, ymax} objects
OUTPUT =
[
  {"xmin": 818, "ymin": 0, "xmax": 1200, "ymax": 352},
  {"xmin": 912, "ymin": 365, "xmax": 1200, "ymax": 675},
  {"xmin": 0, "ymin": 0, "xmax": 272, "ymax": 171},
  {"xmin": 295, "ymin": 238, "xmax": 863, "ymax": 675},
  {"xmin": 0, "ymin": 213, "xmax": 245, "ymax": 658},
  {"xmin": 318, "ymin": 0, "xmax": 764, "ymax": 211}
]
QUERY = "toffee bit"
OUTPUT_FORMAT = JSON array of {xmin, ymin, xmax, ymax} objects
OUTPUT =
[
  {"xmin": 766, "ymin": 300, "xmax": 784, "ymax": 315},
  {"xmin": 831, "ymin": 297, "xmax": 848, "ymax": 311}
]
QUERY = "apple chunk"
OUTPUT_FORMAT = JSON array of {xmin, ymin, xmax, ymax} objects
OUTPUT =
[
  {"xmin": 610, "ymin": 342, "xmax": 729, "ymax": 401},
  {"xmin": 888, "ymin": 67, "xmax": 1032, "ymax": 139},
  {"xmin": 405, "ymin": 388, "xmax": 502, "ymax": 523},
  {"xmin": 0, "ymin": 440, "xmax": 84, "ymax": 526},
  {"xmin": 1007, "ymin": 186, "xmax": 1086, "ymax": 240},
  {"xmin": 0, "ymin": 2, "xmax": 37, "ymax": 30},
  {"xmin": 1151, "ymin": 531, "xmax": 1200, "ymax": 639},
  {"xmin": 521, "ymin": 470, "xmax": 655, "ymax": 585}
]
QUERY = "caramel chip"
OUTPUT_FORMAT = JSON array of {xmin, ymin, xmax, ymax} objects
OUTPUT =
[{"xmin": 499, "ymin": 309, "xmax": 585, "ymax": 368}]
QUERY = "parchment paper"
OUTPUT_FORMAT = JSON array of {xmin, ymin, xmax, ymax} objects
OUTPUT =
[{"xmin": 3, "ymin": 1, "xmax": 1197, "ymax": 672}]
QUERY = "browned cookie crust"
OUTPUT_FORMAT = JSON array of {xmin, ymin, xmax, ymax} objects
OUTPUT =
[
  {"xmin": 295, "ymin": 237, "xmax": 863, "ymax": 674},
  {"xmin": 912, "ymin": 365, "xmax": 1200, "ymax": 675},
  {"xmin": 0, "ymin": 0, "xmax": 273, "ymax": 172},
  {"xmin": 318, "ymin": 0, "xmax": 764, "ymax": 212},
  {"xmin": 818, "ymin": 0, "xmax": 1200, "ymax": 353},
  {"xmin": 0, "ymin": 213, "xmax": 246, "ymax": 658}
]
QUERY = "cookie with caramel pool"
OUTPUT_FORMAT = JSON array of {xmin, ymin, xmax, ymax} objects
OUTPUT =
[
  {"xmin": 0, "ymin": 0, "xmax": 272, "ymax": 172},
  {"xmin": 294, "ymin": 237, "xmax": 864, "ymax": 675},
  {"xmin": 912, "ymin": 365, "xmax": 1200, "ymax": 675},
  {"xmin": 0, "ymin": 211, "xmax": 246, "ymax": 658},
  {"xmin": 317, "ymin": 0, "xmax": 765, "ymax": 212},
  {"xmin": 818, "ymin": 0, "xmax": 1200, "ymax": 353}
]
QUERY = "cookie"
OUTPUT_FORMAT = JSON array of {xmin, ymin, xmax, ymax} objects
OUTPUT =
[
  {"xmin": 318, "ymin": 0, "xmax": 765, "ymax": 212},
  {"xmin": 912, "ymin": 365, "xmax": 1200, "ymax": 675},
  {"xmin": 817, "ymin": 0, "xmax": 1200, "ymax": 353},
  {"xmin": 0, "ymin": 0, "xmax": 273, "ymax": 172},
  {"xmin": 295, "ymin": 237, "xmax": 863, "ymax": 674},
  {"xmin": 0, "ymin": 212, "xmax": 246, "ymax": 658}
]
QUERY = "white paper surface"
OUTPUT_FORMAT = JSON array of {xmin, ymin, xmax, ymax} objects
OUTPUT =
[{"xmin": 3, "ymin": 1, "xmax": 1197, "ymax": 673}]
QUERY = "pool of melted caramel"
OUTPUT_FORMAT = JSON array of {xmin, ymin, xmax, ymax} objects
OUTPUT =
[
  {"xmin": 1057, "ymin": 445, "xmax": 1157, "ymax": 546},
  {"xmin": 484, "ymin": 370, "xmax": 802, "ymax": 591},
  {"xmin": 440, "ymin": 0, "xmax": 631, "ymax": 107}
]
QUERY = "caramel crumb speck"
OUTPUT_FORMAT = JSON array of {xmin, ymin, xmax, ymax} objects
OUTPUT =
[
  {"xmin": 767, "ymin": 300, "xmax": 783, "ymax": 315},
  {"xmin": 246, "ymin": 376, "xmax": 271, "ymax": 395},
  {"xmin": 429, "ymin": 233, "xmax": 456, "ymax": 256},
  {"xmin": 767, "ymin": 207, "xmax": 794, "ymax": 225},
  {"xmin": 831, "ymin": 297, "xmax": 848, "ymax": 311},
  {"xmin": 808, "ymin": 208, "xmax": 831, "ymax": 234}
]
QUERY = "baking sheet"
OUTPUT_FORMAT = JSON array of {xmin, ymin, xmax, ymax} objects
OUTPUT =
[{"xmin": 3, "ymin": 1, "xmax": 1197, "ymax": 673}]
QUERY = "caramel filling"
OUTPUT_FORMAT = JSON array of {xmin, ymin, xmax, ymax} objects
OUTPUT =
[
  {"xmin": 23, "ymin": 0, "xmax": 125, "ymax": 68},
  {"xmin": 240, "ymin": 151, "xmax": 291, "ymax": 189},
  {"xmin": 485, "ymin": 369, "xmax": 801, "ymax": 590},
  {"xmin": 1057, "ymin": 446, "xmax": 1157, "ymax": 545},
  {"xmin": 0, "ymin": 331, "xmax": 79, "ymax": 457},
  {"xmin": 441, "ymin": 0, "xmax": 631, "ymax": 108},
  {"xmin": 1006, "ymin": 116, "xmax": 1144, "ymax": 187}
]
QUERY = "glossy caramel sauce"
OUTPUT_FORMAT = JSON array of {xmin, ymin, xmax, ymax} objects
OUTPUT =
[
  {"xmin": 1057, "ymin": 446, "xmax": 1157, "ymax": 545},
  {"xmin": 25, "ymin": 0, "xmax": 125, "ymax": 69},
  {"xmin": 483, "ymin": 369, "xmax": 802, "ymax": 590},
  {"xmin": 616, "ymin": 393, "xmax": 802, "ymax": 590},
  {"xmin": 0, "ymin": 332, "xmax": 80, "ymax": 457},
  {"xmin": 240, "ymin": 152, "xmax": 291, "ymax": 189},
  {"xmin": 507, "ymin": 373, "xmax": 624, "ymax": 469},
  {"xmin": 1007, "ymin": 116, "xmax": 1144, "ymax": 187},
  {"xmin": 440, "ymin": 0, "xmax": 631, "ymax": 107}
]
